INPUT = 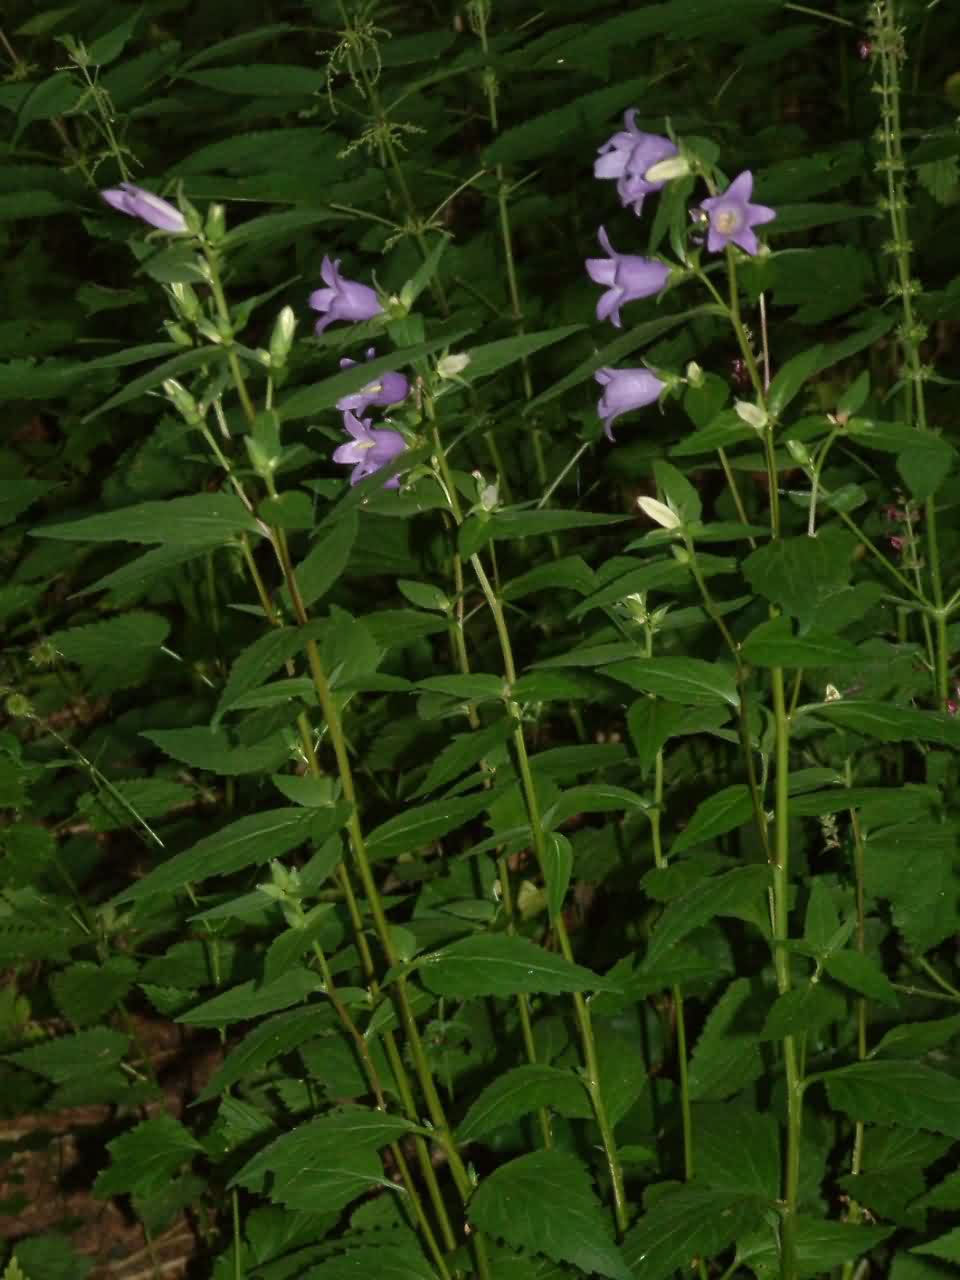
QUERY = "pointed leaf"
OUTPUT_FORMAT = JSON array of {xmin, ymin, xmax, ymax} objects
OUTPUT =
[{"xmin": 419, "ymin": 933, "xmax": 618, "ymax": 999}]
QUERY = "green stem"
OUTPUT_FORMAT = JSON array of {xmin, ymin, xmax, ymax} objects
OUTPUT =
[
  {"xmin": 203, "ymin": 250, "xmax": 258, "ymax": 428},
  {"xmin": 771, "ymin": 668, "xmax": 801, "ymax": 1280},
  {"xmin": 874, "ymin": 0, "xmax": 948, "ymax": 703},
  {"xmin": 840, "ymin": 765, "xmax": 868, "ymax": 1280}
]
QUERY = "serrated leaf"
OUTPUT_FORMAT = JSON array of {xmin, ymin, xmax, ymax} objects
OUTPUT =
[
  {"xmin": 94, "ymin": 1114, "xmax": 201, "ymax": 1198},
  {"xmin": 6, "ymin": 1028, "xmax": 130, "ymax": 1082},
  {"xmin": 767, "ymin": 345, "xmax": 824, "ymax": 417},
  {"xmin": 231, "ymin": 1107, "xmax": 414, "ymax": 1211},
  {"xmin": 176, "ymin": 967, "xmax": 321, "ymax": 1027},
  {"xmin": 622, "ymin": 1187, "xmax": 767, "ymax": 1280},
  {"xmin": 823, "ymin": 952, "xmax": 898, "ymax": 1007},
  {"xmin": 34, "ymin": 493, "xmax": 259, "ymax": 545},
  {"xmin": 419, "ymin": 933, "xmax": 617, "ymax": 998},
  {"xmin": 365, "ymin": 790, "xmax": 494, "ymax": 861},
  {"xmin": 469, "ymin": 1150, "xmax": 631, "ymax": 1280},
  {"xmin": 214, "ymin": 622, "xmax": 324, "ymax": 727},
  {"xmin": 693, "ymin": 1102, "xmax": 780, "ymax": 1198},
  {"xmin": 456, "ymin": 1065, "xmax": 591, "ymax": 1142},
  {"xmin": 871, "ymin": 1013, "xmax": 960, "ymax": 1059},
  {"xmin": 808, "ymin": 701, "xmax": 960, "ymax": 747},
  {"xmin": 821, "ymin": 1061, "xmax": 960, "ymax": 1138},
  {"xmin": 413, "ymin": 717, "xmax": 514, "ymax": 798},
  {"xmin": 111, "ymin": 807, "xmax": 319, "ymax": 904},
  {"xmin": 688, "ymin": 978, "xmax": 764, "ymax": 1101},
  {"xmin": 142, "ymin": 726, "xmax": 292, "ymax": 775},
  {"xmin": 288, "ymin": 511, "xmax": 358, "ymax": 611},
  {"xmin": 741, "ymin": 617, "xmax": 861, "ymax": 667},
  {"xmin": 644, "ymin": 866, "xmax": 771, "ymax": 970},
  {"xmin": 51, "ymin": 958, "xmax": 138, "ymax": 1026},
  {"xmin": 761, "ymin": 984, "xmax": 846, "ymax": 1039},
  {"xmin": 198, "ymin": 1007, "xmax": 332, "ymax": 1101},
  {"xmin": 602, "ymin": 656, "xmax": 739, "ymax": 707},
  {"xmin": 670, "ymin": 785, "xmax": 754, "ymax": 855}
]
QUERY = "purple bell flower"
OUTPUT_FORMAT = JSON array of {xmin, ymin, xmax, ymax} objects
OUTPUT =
[
  {"xmin": 595, "ymin": 367, "xmax": 666, "ymax": 441},
  {"xmin": 585, "ymin": 227, "xmax": 670, "ymax": 327},
  {"xmin": 594, "ymin": 112, "xmax": 678, "ymax": 215},
  {"xmin": 100, "ymin": 182, "xmax": 187, "ymax": 233},
  {"xmin": 697, "ymin": 171, "xmax": 776, "ymax": 256},
  {"xmin": 333, "ymin": 410, "xmax": 406, "ymax": 489},
  {"xmin": 336, "ymin": 347, "xmax": 410, "ymax": 416},
  {"xmin": 309, "ymin": 256, "xmax": 383, "ymax": 335}
]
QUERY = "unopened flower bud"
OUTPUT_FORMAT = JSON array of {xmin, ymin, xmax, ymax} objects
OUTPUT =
[
  {"xmin": 644, "ymin": 154, "xmax": 692, "ymax": 184},
  {"xmin": 170, "ymin": 282, "xmax": 201, "ymax": 322},
  {"xmin": 636, "ymin": 495, "xmax": 681, "ymax": 529},
  {"xmin": 438, "ymin": 352, "xmax": 471, "ymax": 380},
  {"xmin": 163, "ymin": 378, "xmax": 202, "ymax": 423},
  {"xmin": 269, "ymin": 306, "xmax": 297, "ymax": 369},
  {"xmin": 164, "ymin": 321, "xmax": 194, "ymax": 348},
  {"xmin": 785, "ymin": 439, "xmax": 811, "ymax": 467},
  {"xmin": 734, "ymin": 400, "xmax": 768, "ymax": 432},
  {"xmin": 205, "ymin": 203, "xmax": 226, "ymax": 242},
  {"xmin": 684, "ymin": 361, "xmax": 704, "ymax": 389},
  {"xmin": 5, "ymin": 693, "xmax": 33, "ymax": 719},
  {"xmin": 196, "ymin": 318, "xmax": 224, "ymax": 345}
]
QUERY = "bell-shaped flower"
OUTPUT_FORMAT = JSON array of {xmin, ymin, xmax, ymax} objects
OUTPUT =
[
  {"xmin": 333, "ymin": 410, "xmax": 406, "ymax": 488},
  {"xmin": 336, "ymin": 348, "xmax": 410, "ymax": 416},
  {"xmin": 594, "ymin": 112, "xmax": 678, "ymax": 215},
  {"xmin": 697, "ymin": 172, "xmax": 776, "ymax": 256},
  {"xmin": 595, "ymin": 367, "xmax": 666, "ymax": 440},
  {"xmin": 100, "ymin": 183, "xmax": 187, "ymax": 233},
  {"xmin": 586, "ymin": 227, "xmax": 670, "ymax": 327},
  {"xmin": 309, "ymin": 256, "xmax": 383, "ymax": 335}
]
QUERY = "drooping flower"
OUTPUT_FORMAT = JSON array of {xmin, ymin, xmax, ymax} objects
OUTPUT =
[
  {"xmin": 595, "ymin": 367, "xmax": 666, "ymax": 440},
  {"xmin": 697, "ymin": 172, "xmax": 776, "ymax": 256},
  {"xmin": 100, "ymin": 183, "xmax": 187, "ymax": 233},
  {"xmin": 594, "ymin": 112, "xmax": 678, "ymax": 215},
  {"xmin": 309, "ymin": 256, "xmax": 383, "ymax": 335},
  {"xmin": 333, "ymin": 410, "xmax": 406, "ymax": 488},
  {"xmin": 585, "ymin": 227, "xmax": 670, "ymax": 327},
  {"xmin": 336, "ymin": 348, "xmax": 410, "ymax": 416}
]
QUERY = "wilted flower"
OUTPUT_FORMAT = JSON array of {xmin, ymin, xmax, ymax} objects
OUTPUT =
[
  {"xmin": 595, "ymin": 367, "xmax": 666, "ymax": 440},
  {"xmin": 594, "ymin": 111, "xmax": 678, "ymax": 215},
  {"xmin": 336, "ymin": 348, "xmax": 410, "ymax": 415},
  {"xmin": 585, "ymin": 227, "xmax": 670, "ymax": 327},
  {"xmin": 333, "ymin": 410, "xmax": 406, "ymax": 488},
  {"xmin": 309, "ymin": 256, "xmax": 383, "ymax": 335},
  {"xmin": 100, "ymin": 182, "xmax": 187, "ymax": 233},
  {"xmin": 697, "ymin": 172, "xmax": 776, "ymax": 256}
]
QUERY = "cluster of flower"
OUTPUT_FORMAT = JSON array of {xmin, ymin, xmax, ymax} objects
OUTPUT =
[
  {"xmin": 99, "ymin": 185, "xmax": 411, "ymax": 489},
  {"xmin": 586, "ymin": 111, "xmax": 775, "ymax": 439}
]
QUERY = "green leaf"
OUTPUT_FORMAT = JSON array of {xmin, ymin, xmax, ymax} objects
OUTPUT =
[
  {"xmin": 34, "ymin": 493, "xmax": 260, "ymax": 545},
  {"xmin": 767, "ymin": 345, "xmax": 824, "ymax": 417},
  {"xmin": 419, "ymin": 674, "xmax": 506, "ymax": 702},
  {"xmin": 544, "ymin": 783, "xmax": 649, "ymax": 828},
  {"xmin": 299, "ymin": 1244, "xmax": 440, "ymax": 1280},
  {"xmin": 743, "ymin": 529, "xmax": 855, "ymax": 625},
  {"xmin": 821, "ymin": 1061, "xmax": 960, "ymax": 1138},
  {"xmin": 288, "ymin": 511, "xmax": 358, "ymax": 611},
  {"xmin": 198, "ymin": 1007, "xmax": 332, "ymax": 1101},
  {"xmin": 741, "ymin": 617, "xmax": 861, "ymax": 667},
  {"xmin": 488, "ymin": 508, "xmax": 626, "ymax": 540},
  {"xmin": 543, "ymin": 832, "xmax": 574, "ymax": 919},
  {"xmin": 177, "ymin": 23, "xmax": 299, "ymax": 72},
  {"xmin": 456, "ymin": 1065, "xmax": 591, "ymax": 1142},
  {"xmin": 214, "ymin": 622, "xmax": 324, "ymax": 727},
  {"xmin": 184, "ymin": 64, "xmax": 322, "ymax": 95},
  {"xmin": 688, "ymin": 978, "xmax": 764, "ymax": 1101},
  {"xmin": 48, "ymin": 611, "xmax": 170, "ymax": 693},
  {"xmin": 654, "ymin": 458, "xmax": 701, "ymax": 524},
  {"xmin": 693, "ymin": 1102, "xmax": 780, "ymax": 1198},
  {"xmin": 914, "ymin": 1229, "xmax": 960, "ymax": 1263},
  {"xmin": 469, "ymin": 1151, "xmax": 631, "ymax": 1280},
  {"xmin": 823, "ymin": 952, "xmax": 898, "ymax": 1007},
  {"xmin": 51, "ymin": 958, "xmax": 138, "ymax": 1025},
  {"xmin": 898, "ymin": 437, "xmax": 956, "ymax": 500},
  {"xmin": 94, "ymin": 1114, "xmax": 201, "ymax": 1198},
  {"xmin": 6, "ymin": 1028, "xmax": 130, "ymax": 1083},
  {"xmin": 366, "ymin": 790, "xmax": 493, "ymax": 861},
  {"xmin": 622, "ymin": 1188, "xmax": 767, "ymax": 1280},
  {"xmin": 503, "ymin": 556, "xmax": 595, "ymax": 601},
  {"xmin": 644, "ymin": 866, "xmax": 771, "ymax": 970},
  {"xmin": 412, "ymin": 718, "xmax": 514, "ymax": 798},
  {"xmin": 761, "ymin": 984, "xmax": 846, "ymax": 1039},
  {"xmin": 670, "ymin": 785, "xmax": 755, "ymax": 855},
  {"xmin": 142, "ymin": 726, "xmax": 292, "ymax": 775},
  {"xmin": 627, "ymin": 701, "xmax": 731, "ymax": 771},
  {"xmin": 807, "ymin": 701, "xmax": 960, "ymax": 747},
  {"xmin": 602, "ymin": 657, "xmax": 739, "ymax": 707},
  {"xmin": 570, "ymin": 560, "xmax": 689, "ymax": 620},
  {"xmin": 232, "ymin": 1107, "xmax": 414, "ymax": 1211},
  {"xmin": 112, "ymin": 808, "xmax": 319, "ymax": 904},
  {"xmin": 419, "ymin": 933, "xmax": 618, "ymax": 999},
  {"xmin": 865, "ymin": 821, "xmax": 959, "ymax": 953},
  {"xmin": 871, "ymin": 1013, "xmax": 960, "ymax": 1059},
  {"xmin": 464, "ymin": 326, "xmax": 584, "ymax": 383},
  {"xmin": 84, "ymin": 347, "xmax": 231, "ymax": 420},
  {"xmin": 176, "ymin": 967, "xmax": 321, "ymax": 1027},
  {"xmin": 738, "ymin": 1217, "xmax": 893, "ymax": 1276}
]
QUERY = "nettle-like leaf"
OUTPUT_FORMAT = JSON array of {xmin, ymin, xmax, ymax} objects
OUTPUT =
[
  {"xmin": 469, "ymin": 1150, "xmax": 631, "ymax": 1280},
  {"xmin": 94, "ymin": 1113, "xmax": 202, "ymax": 1198},
  {"xmin": 419, "ymin": 933, "xmax": 619, "ymax": 999}
]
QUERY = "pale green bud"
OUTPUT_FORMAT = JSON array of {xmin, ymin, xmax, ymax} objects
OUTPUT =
[
  {"xmin": 734, "ymin": 400, "xmax": 769, "ymax": 432},
  {"xmin": 163, "ymin": 378, "xmax": 202, "ymax": 423},
  {"xmin": 269, "ymin": 306, "xmax": 297, "ymax": 369},
  {"xmin": 685, "ymin": 361, "xmax": 704, "ymax": 388},
  {"xmin": 438, "ymin": 352, "xmax": 471, "ymax": 379},
  {"xmin": 636, "ymin": 495, "xmax": 681, "ymax": 529},
  {"xmin": 785, "ymin": 439, "xmax": 812, "ymax": 467},
  {"xmin": 644, "ymin": 154, "xmax": 692, "ymax": 184}
]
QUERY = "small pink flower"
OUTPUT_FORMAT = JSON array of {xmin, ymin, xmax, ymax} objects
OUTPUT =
[{"xmin": 890, "ymin": 536, "xmax": 905, "ymax": 553}]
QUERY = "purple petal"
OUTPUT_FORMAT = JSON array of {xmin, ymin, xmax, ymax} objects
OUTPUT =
[
  {"xmin": 309, "ymin": 287, "xmax": 336, "ymax": 311},
  {"xmin": 321, "ymin": 256, "xmax": 339, "ymax": 288},
  {"xmin": 732, "ymin": 228, "xmax": 760, "ymax": 256},
  {"xmin": 596, "ymin": 290, "xmax": 622, "ymax": 326},
  {"xmin": 595, "ymin": 151, "xmax": 629, "ymax": 180},
  {"xmin": 585, "ymin": 257, "xmax": 616, "ymax": 285},
  {"xmin": 333, "ymin": 441, "xmax": 366, "ymax": 464},
  {"xmin": 726, "ymin": 171, "xmax": 754, "ymax": 203}
]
